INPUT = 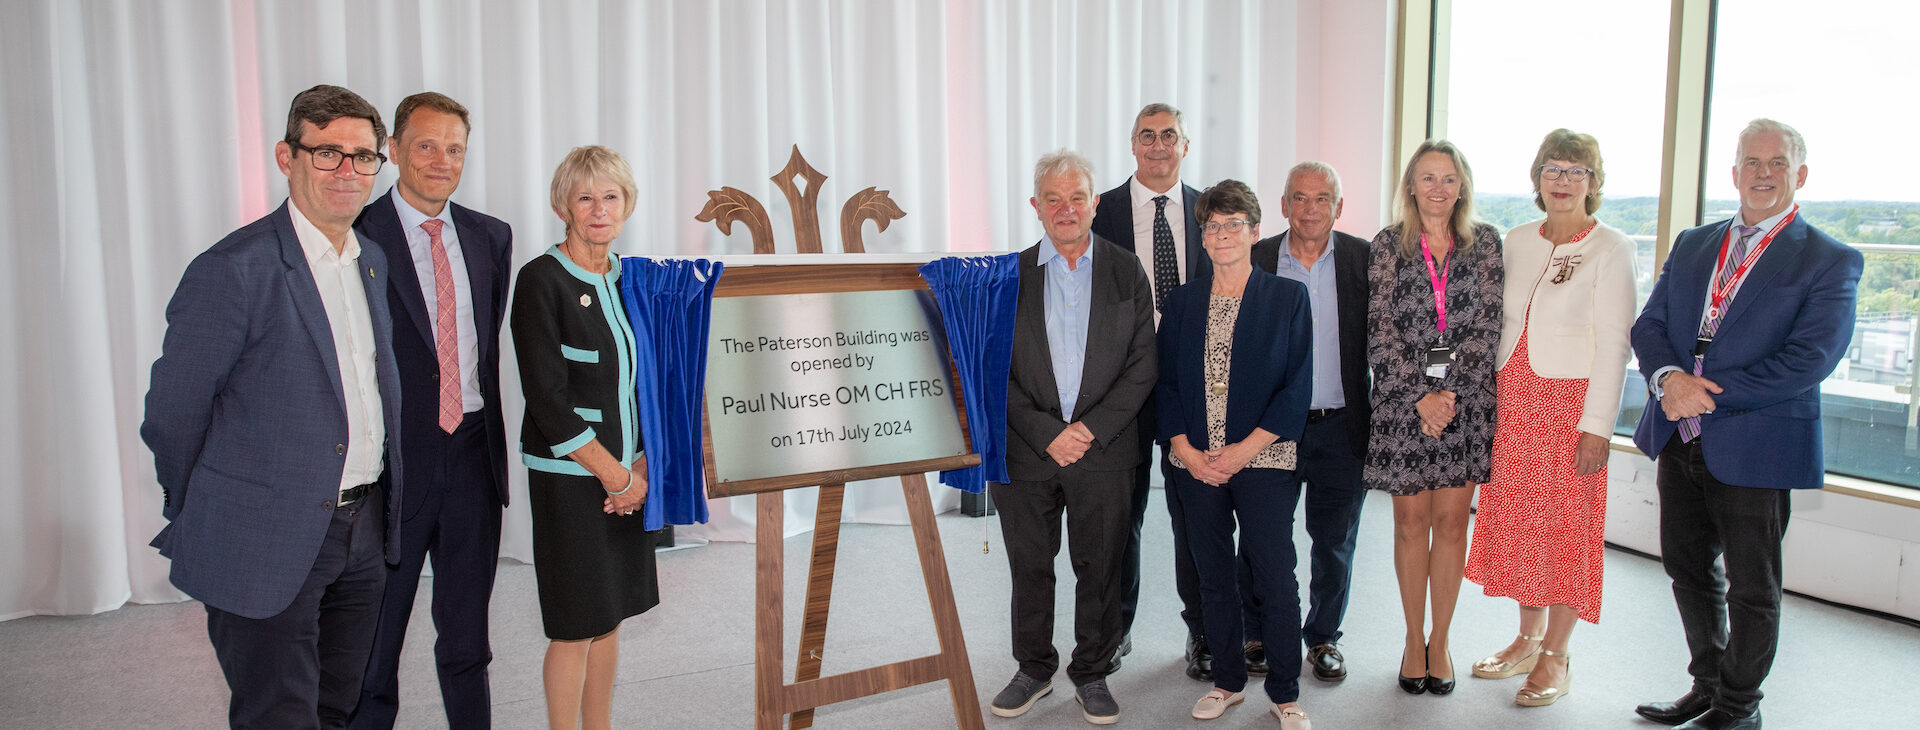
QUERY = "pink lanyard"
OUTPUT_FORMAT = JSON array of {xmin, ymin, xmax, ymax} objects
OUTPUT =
[{"xmin": 1420, "ymin": 234, "xmax": 1448, "ymax": 331}]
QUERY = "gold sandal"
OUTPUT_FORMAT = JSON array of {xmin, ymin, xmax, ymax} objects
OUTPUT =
[
  {"xmin": 1515, "ymin": 648, "xmax": 1572, "ymax": 707},
  {"xmin": 1472, "ymin": 633, "xmax": 1543, "ymax": 679}
]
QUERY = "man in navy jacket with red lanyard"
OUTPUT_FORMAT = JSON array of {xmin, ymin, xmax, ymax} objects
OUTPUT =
[{"xmin": 1630, "ymin": 119, "xmax": 1862, "ymax": 730}]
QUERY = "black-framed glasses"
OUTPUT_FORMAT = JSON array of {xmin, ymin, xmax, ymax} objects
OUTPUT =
[
  {"xmin": 1201, "ymin": 219, "xmax": 1254, "ymax": 235},
  {"xmin": 290, "ymin": 141, "xmax": 386, "ymax": 175},
  {"xmin": 1538, "ymin": 164, "xmax": 1591, "ymax": 182},
  {"xmin": 1136, "ymin": 129, "xmax": 1183, "ymax": 148}
]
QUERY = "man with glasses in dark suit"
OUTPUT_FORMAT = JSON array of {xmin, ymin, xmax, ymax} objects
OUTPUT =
[{"xmin": 1089, "ymin": 102, "xmax": 1214, "ymax": 681}]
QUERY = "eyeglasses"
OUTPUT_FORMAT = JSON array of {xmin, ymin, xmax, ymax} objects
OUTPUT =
[
  {"xmin": 1136, "ymin": 129, "xmax": 1184, "ymax": 148},
  {"xmin": 1201, "ymin": 219, "xmax": 1254, "ymax": 235},
  {"xmin": 290, "ymin": 141, "xmax": 386, "ymax": 175},
  {"xmin": 1538, "ymin": 164, "xmax": 1591, "ymax": 182}
]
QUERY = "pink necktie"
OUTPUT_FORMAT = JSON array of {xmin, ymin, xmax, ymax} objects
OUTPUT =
[{"xmin": 421, "ymin": 219, "xmax": 461, "ymax": 433}]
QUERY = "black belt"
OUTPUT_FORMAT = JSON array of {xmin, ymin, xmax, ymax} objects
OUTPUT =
[
  {"xmin": 1307, "ymin": 408, "xmax": 1344, "ymax": 423},
  {"xmin": 338, "ymin": 482, "xmax": 375, "ymax": 507}
]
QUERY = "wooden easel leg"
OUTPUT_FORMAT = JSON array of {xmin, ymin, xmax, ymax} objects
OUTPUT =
[
  {"xmin": 755, "ymin": 491, "xmax": 785, "ymax": 730},
  {"xmin": 900, "ymin": 474, "xmax": 986, "ymax": 729},
  {"xmin": 789, "ymin": 484, "xmax": 846, "ymax": 730}
]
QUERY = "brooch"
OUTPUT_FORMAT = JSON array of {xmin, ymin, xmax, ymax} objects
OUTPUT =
[
  {"xmin": 580, "ymin": 294, "xmax": 592, "ymax": 307},
  {"xmin": 1549, "ymin": 254, "xmax": 1584, "ymax": 284}
]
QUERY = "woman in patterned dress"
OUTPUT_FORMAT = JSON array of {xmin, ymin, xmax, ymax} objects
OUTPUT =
[
  {"xmin": 1364, "ymin": 140, "xmax": 1503, "ymax": 697},
  {"xmin": 1156, "ymin": 180, "xmax": 1316, "ymax": 728},
  {"xmin": 1464, "ymin": 129, "xmax": 1637, "ymax": 707}
]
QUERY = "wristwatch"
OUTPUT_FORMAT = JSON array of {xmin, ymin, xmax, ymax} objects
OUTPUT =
[{"xmin": 1649, "ymin": 368, "xmax": 1676, "ymax": 399}]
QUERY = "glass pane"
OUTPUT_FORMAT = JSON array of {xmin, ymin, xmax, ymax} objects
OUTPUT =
[
  {"xmin": 1705, "ymin": 0, "xmax": 1920, "ymax": 489},
  {"xmin": 1440, "ymin": 0, "xmax": 1670, "ymax": 436}
]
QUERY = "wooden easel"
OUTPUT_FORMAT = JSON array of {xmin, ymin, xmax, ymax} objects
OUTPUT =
[{"xmin": 696, "ymin": 147, "xmax": 985, "ymax": 729}]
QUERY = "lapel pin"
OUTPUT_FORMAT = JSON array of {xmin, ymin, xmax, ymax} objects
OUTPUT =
[
  {"xmin": 581, "ymin": 294, "xmax": 592, "ymax": 307},
  {"xmin": 368, "ymin": 267, "xmax": 376, "ymax": 278}
]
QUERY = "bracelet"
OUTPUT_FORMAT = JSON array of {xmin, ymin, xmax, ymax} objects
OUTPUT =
[{"xmin": 604, "ymin": 470, "xmax": 634, "ymax": 496}]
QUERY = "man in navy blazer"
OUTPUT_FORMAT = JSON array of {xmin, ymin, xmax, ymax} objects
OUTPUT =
[
  {"xmin": 1630, "ymin": 119, "xmax": 1862, "ymax": 730},
  {"xmin": 1087, "ymin": 102, "xmax": 1213, "ymax": 679},
  {"xmin": 142, "ymin": 85, "xmax": 406, "ymax": 729},
  {"xmin": 348, "ymin": 93, "xmax": 513, "ymax": 730},
  {"xmin": 990, "ymin": 150, "xmax": 1156, "ymax": 725}
]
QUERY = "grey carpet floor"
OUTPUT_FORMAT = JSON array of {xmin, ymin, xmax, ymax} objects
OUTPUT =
[{"xmin": 3, "ymin": 488, "xmax": 1915, "ymax": 729}]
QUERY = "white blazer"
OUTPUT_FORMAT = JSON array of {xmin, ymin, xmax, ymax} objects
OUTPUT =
[{"xmin": 1494, "ymin": 219, "xmax": 1639, "ymax": 437}]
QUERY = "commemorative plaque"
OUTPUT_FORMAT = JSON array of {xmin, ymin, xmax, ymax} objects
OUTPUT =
[{"xmin": 704, "ymin": 289, "xmax": 967, "ymax": 484}]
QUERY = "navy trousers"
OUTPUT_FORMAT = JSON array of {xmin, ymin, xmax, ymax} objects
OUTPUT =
[
  {"xmin": 1243, "ymin": 409, "xmax": 1366, "ymax": 647},
  {"xmin": 206, "ymin": 485, "xmax": 387, "ymax": 730},
  {"xmin": 1657, "ymin": 435, "xmax": 1791, "ymax": 718},
  {"xmin": 350, "ymin": 414, "xmax": 501, "ymax": 729},
  {"xmin": 1173, "ymin": 467, "xmax": 1304, "ymax": 704}
]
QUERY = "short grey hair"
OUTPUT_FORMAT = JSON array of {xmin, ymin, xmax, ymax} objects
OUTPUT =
[
  {"xmin": 1285, "ymin": 161, "xmax": 1343, "ymax": 202},
  {"xmin": 1738, "ymin": 118, "xmax": 1807, "ymax": 168},
  {"xmin": 1032, "ymin": 149, "xmax": 1096, "ymax": 199},
  {"xmin": 1134, "ymin": 102, "xmax": 1186, "ymax": 137}
]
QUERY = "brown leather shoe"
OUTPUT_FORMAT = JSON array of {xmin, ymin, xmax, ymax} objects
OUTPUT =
[{"xmin": 1308, "ymin": 643, "xmax": 1346, "ymax": 681}]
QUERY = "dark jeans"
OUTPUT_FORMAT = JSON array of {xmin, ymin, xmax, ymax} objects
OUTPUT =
[
  {"xmin": 1174, "ymin": 467, "xmax": 1304, "ymax": 704},
  {"xmin": 351, "ymin": 414, "xmax": 501, "ymax": 730},
  {"xmin": 1244, "ymin": 409, "xmax": 1366, "ymax": 647},
  {"xmin": 1657, "ymin": 435, "xmax": 1791, "ymax": 717},
  {"xmin": 206, "ymin": 485, "xmax": 387, "ymax": 730},
  {"xmin": 992, "ymin": 467, "xmax": 1133, "ymax": 687}
]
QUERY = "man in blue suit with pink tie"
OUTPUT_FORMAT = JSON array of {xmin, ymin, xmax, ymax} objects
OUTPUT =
[
  {"xmin": 1630, "ymin": 119, "xmax": 1862, "ymax": 730},
  {"xmin": 142, "ymin": 84, "xmax": 405, "ymax": 729}
]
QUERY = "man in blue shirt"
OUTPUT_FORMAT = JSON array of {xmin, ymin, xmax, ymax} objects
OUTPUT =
[
  {"xmin": 1250, "ymin": 162, "xmax": 1375, "ymax": 682},
  {"xmin": 991, "ymin": 150, "xmax": 1157, "ymax": 725}
]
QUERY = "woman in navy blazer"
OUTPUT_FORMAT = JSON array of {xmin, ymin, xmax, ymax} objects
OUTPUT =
[{"xmin": 1156, "ymin": 180, "xmax": 1315, "ymax": 728}]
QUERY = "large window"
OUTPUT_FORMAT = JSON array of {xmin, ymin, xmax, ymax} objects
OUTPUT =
[
  {"xmin": 1438, "ymin": 0, "xmax": 1669, "ymax": 438},
  {"xmin": 1429, "ymin": 0, "xmax": 1920, "ymax": 489},
  {"xmin": 1706, "ymin": 0, "xmax": 1920, "ymax": 488}
]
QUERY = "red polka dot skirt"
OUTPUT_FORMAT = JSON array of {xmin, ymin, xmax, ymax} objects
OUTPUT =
[{"xmin": 1465, "ymin": 327, "xmax": 1607, "ymax": 623}]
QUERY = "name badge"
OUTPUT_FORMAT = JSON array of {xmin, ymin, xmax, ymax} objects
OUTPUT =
[{"xmin": 1425, "ymin": 346, "xmax": 1454, "ymax": 379}]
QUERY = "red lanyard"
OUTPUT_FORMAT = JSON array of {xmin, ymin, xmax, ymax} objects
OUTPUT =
[
  {"xmin": 1706, "ymin": 206, "xmax": 1796, "ymax": 321},
  {"xmin": 1420, "ymin": 234, "xmax": 1448, "ymax": 331}
]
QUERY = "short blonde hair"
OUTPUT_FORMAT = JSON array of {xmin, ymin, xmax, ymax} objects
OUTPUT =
[
  {"xmin": 1530, "ymin": 129, "xmax": 1606, "ymax": 215},
  {"xmin": 1394, "ymin": 139, "xmax": 1479, "ymax": 259},
  {"xmin": 549, "ymin": 145, "xmax": 638, "ymax": 221}
]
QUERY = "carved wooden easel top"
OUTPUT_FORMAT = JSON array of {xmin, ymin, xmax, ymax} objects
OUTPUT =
[{"xmin": 692, "ymin": 146, "xmax": 984, "ymax": 730}]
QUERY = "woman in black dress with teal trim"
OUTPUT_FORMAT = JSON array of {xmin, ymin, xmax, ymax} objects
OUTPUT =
[{"xmin": 510, "ymin": 145, "xmax": 657, "ymax": 730}]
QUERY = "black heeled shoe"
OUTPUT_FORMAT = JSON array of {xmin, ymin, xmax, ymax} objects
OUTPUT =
[
  {"xmin": 1426, "ymin": 646, "xmax": 1456, "ymax": 696},
  {"xmin": 1398, "ymin": 646, "xmax": 1427, "ymax": 695}
]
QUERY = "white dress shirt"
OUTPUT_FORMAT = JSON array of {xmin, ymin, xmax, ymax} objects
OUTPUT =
[
  {"xmin": 289, "ymin": 199, "xmax": 386, "ymax": 491},
  {"xmin": 391, "ymin": 188, "xmax": 483, "ymax": 412},
  {"xmin": 1129, "ymin": 174, "xmax": 1188, "ymax": 287}
]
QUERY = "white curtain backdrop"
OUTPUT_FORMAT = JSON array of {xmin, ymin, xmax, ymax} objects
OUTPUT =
[{"xmin": 0, "ymin": 0, "xmax": 1395, "ymax": 619}]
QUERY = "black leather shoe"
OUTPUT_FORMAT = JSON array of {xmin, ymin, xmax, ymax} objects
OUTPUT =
[
  {"xmin": 1636, "ymin": 691, "xmax": 1714, "ymax": 726},
  {"xmin": 1426, "ymin": 648, "xmax": 1455, "ymax": 696},
  {"xmin": 1104, "ymin": 634, "xmax": 1131, "ymax": 674},
  {"xmin": 1677, "ymin": 709, "xmax": 1761, "ymax": 730},
  {"xmin": 1185, "ymin": 635, "xmax": 1213, "ymax": 682},
  {"xmin": 1398, "ymin": 647, "xmax": 1426, "ymax": 695},
  {"xmin": 1308, "ymin": 643, "xmax": 1346, "ymax": 681},
  {"xmin": 1244, "ymin": 641, "xmax": 1269, "ymax": 676}
]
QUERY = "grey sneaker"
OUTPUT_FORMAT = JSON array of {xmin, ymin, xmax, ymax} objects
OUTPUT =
[
  {"xmin": 1075, "ymin": 678, "xmax": 1120, "ymax": 725},
  {"xmin": 990, "ymin": 672, "xmax": 1052, "ymax": 718}
]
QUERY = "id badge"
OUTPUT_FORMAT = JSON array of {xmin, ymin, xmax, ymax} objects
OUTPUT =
[{"xmin": 1425, "ymin": 346, "xmax": 1454, "ymax": 379}]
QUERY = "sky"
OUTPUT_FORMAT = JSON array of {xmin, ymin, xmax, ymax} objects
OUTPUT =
[{"xmin": 1442, "ymin": 0, "xmax": 1918, "ymax": 204}]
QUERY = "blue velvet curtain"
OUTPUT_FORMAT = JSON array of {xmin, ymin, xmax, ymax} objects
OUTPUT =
[
  {"xmin": 918, "ymin": 253, "xmax": 1020, "ymax": 493},
  {"xmin": 619, "ymin": 257, "xmax": 723, "ymax": 529}
]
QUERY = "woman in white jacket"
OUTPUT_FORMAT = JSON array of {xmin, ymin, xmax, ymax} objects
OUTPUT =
[{"xmin": 1463, "ymin": 129, "xmax": 1637, "ymax": 708}]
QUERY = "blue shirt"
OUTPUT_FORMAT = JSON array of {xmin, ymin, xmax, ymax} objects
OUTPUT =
[
  {"xmin": 1041, "ymin": 238, "xmax": 1094, "ymax": 421},
  {"xmin": 1273, "ymin": 232, "xmax": 1345, "ymax": 409}
]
